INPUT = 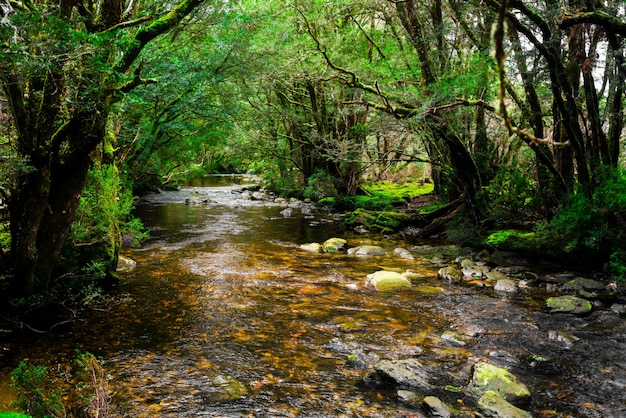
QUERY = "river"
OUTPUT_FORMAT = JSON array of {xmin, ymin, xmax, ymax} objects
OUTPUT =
[{"xmin": 1, "ymin": 175, "xmax": 625, "ymax": 417}]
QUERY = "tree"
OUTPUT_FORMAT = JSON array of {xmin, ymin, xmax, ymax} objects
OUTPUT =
[
  {"xmin": 491, "ymin": 0, "xmax": 625, "ymax": 200},
  {"xmin": 0, "ymin": 0, "xmax": 206, "ymax": 296}
]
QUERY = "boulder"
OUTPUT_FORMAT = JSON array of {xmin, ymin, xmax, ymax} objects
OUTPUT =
[
  {"xmin": 397, "ymin": 389, "xmax": 423, "ymax": 408},
  {"xmin": 322, "ymin": 237, "xmax": 348, "ymax": 253},
  {"xmin": 422, "ymin": 396, "xmax": 452, "ymax": 418},
  {"xmin": 544, "ymin": 296, "xmax": 593, "ymax": 315},
  {"xmin": 477, "ymin": 390, "xmax": 532, "ymax": 418},
  {"xmin": 438, "ymin": 266, "xmax": 462, "ymax": 283},
  {"xmin": 116, "ymin": 255, "xmax": 137, "ymax": 272},
  {"xmin": 466, "ymin": 362, "xmax": 531, "ymax": 406},
  {"xmin": 560, "ymin": 277, "xmax": 606, "ymax": 292},
  {"xmin": 494, "ymin": 279, "xmax": 518, "ymax": 293},
  {"xmin": 348, "ymin": 245, "xmax": 386, "ymax": 256},
  {"xmin": 300, "ymin": 243, "xmax": 323, "ymax": 253},
  {"xmin": 365, "ymin": 271, "xmax": 412, "ymax": 291},
  {"xmin": 364, "ymin": 359, "xmax": 434, "ymax": 390},
  {"xmin": 393, "ymin": 247, "xmax": 415, "ymax": 260}
]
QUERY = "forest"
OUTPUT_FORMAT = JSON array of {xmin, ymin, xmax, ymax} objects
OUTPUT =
[
  {"xmin": 1, "ymin": 0, "xmax": 626, "ymax": 416},
  {"xmin": 2, "ymin": 0, "xmax": 625, "ymax": 299}
]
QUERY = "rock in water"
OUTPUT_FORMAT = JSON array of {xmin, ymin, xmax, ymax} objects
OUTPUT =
[
  {"xmin": 365, "ymin": 271, "xmax": 412, "ymax": 291},
  {"xmin": 322, "ymin": 237, "xmax": 347, "ymax": 253},
  {"xmin": 364, "ymin": 359, "xmax": 434, "ymax": 390},
  {"xmin": 299, "ymin": 242, "xmax": 323, "ymax": 253},
  {"xmin": 544, "ymin": 296, "xmax": 593, "ymax": 315},
  {"xmin": 478, "ymin": 390, "xmax": 532, "ymax": 418},
  {"xmin": 466, "ymin": 362, "xmax": 531, "ymax": 406},
  {"xmin": 348, "ymin": 245, "xmax": 386, "ymax": 256}
]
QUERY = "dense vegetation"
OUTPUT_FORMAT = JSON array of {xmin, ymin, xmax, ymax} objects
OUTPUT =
[{"xmin": 1, "ymin": 0, "xmax": 625, "ymax": 307}]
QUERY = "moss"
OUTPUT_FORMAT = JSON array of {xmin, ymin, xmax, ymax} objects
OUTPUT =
[
  {"xmin": 348, "ymin": 181, "xmax": 434, "ymax": 211},
  {"xmin": 344, "ymin": 208, "xmax": 411, "ymax": 233},
  {"xmin": 484, "ymin": 230, "xmax": 537, "ymax": 252}
]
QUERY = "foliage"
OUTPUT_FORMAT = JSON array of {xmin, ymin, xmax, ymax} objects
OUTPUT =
[
  {"xmin": 74, "ymin": 351, "xmax": 110, "ymax": 418},
  {"xmin": 11, "ymin": 362, "xmax": 65, "ymax": 418},
  {"xmin": 0, "ymin": 413, "xmax": 31, "ymax": 418},
  {"xmin": 537, "ymin": 167, "xmax": 626, "ymax": 267},
  {"xmin": 484, "ymin": 230, "xmax": 538, "ymax": 253},
  {"xmin": 11, "ymin": 352, "xmax": 110, "ymax": 418},
  {"xmin": 480, "ymin": 162, "xmax": 539, "ymax": 224},
  {"xmin": 303, "ymin": 170, "xmax": 338, "ymax": 201},
  {"xmin": 69, "ymin": 165, "xmax": 145, "ymax": 250}
]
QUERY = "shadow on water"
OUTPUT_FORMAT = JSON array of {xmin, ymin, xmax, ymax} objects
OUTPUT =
[{"xmin": 1, "ymin": 175, "xmax": 625, "ymax": 417}]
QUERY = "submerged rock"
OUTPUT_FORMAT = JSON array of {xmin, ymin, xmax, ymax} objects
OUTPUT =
[
  {"xmin": 322, "ymin": 237, "xmax": 348, "ymax": 253},
  {"xmin": 544, "ymin": 295, "xmax": 593, "ymax": 315},
  {"xmin": 364, "ymin": 359, "xmax": 435, "ymax": 390},
  {"xmin": 441, "ymin": 330, "xmax": 474, "ymax": 347},
  {"xmin": 477, "ymin": 390, "xmax": 532, "ymax": 418},
  {"xmin": 365, "ymin": 271, "xmax": 412, "ymax": 291},
  {"xmin": 466, "ymin": 362, "xmax": 531, "ymax": 406},
  {"xmin": 205, "ymin": 374, "xmax": 248, "ymax": 403}
]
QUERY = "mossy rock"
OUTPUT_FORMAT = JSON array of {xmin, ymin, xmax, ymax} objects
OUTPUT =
[
  {"xmin": 477, "ymin": 391, "xmax": 532, "ymax": 418},
  {"xmin": 365, "ymin": 271, "xmax": 412, "ymax": 291},
  {"xmin": 322, "ymin": 238, "xmax": 347, "ymax": 253},
  {"xmin": 348, "ymin": 245, "xmax": 386, "ymax": 256},
  {"xmin": 344, "ymin": 208, "xmax": 412, "ymax": 233},
  {"xmin": 466, "ymin": 362, "xmax": 531, "ymax": 405},
  {"xmin": 544, "ymin": 296, "xmax": 593, "ymax": 315}
]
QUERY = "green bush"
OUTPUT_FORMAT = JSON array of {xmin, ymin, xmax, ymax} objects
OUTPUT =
[
  {"xmin": 537, "ymin": 166, "xmax": 626, "ymax": 269},
  {"xmin": 480, "ymin": 163, "xmax": 538, "ymax": 224},
  {"xmin": 11, "ymin": 362, "xmax": 65, "ymax": 418},
  {"xmin": 10, "ymin": 352, "xmax": 110, "ymax": 418},
  {"xmin": 303, "ymin": 169, "xmax": 338, "ymax": 201}
]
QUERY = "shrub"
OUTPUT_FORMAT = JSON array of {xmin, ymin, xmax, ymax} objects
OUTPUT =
[
  {"xmin": 303, "ymin": 169, "xmax": 338, "ymax": 201},
  {"xmin": 537, "ymin": 166, "xmax": 626, "ymax": 269},
  {"xmin": 11, "ymin": 362, "xmax": 65, "ymax": 418},
  {"xmin": 480, "ymin": 163, "xmax": 538, "ymax": 224},
  {"xmin": 11, "ymin": 352, "xmax": 110, "ymax": 418}
]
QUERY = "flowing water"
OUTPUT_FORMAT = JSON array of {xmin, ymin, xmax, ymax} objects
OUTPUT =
[{"xmin": 1, "ymin": 175, "xmax": 625, "ymax": 417}]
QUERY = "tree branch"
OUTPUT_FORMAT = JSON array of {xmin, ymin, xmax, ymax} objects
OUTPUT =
[
  {"xmin": 114, "ymin": 0, "xmax": 205, "ymax": 74},
  {"xmin": 558, "ymin": 11, "xmax": 626, "ymax": 37}
]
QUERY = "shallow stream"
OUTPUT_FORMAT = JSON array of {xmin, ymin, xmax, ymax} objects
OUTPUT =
[{"xmin": 1, "ymin": 175, "xmax": 625, "ymax": 417}]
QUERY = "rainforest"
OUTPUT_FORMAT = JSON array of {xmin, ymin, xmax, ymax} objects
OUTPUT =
[{"xmin": 0, "ymin": 1, "xmax": 625, "ymax": 417}]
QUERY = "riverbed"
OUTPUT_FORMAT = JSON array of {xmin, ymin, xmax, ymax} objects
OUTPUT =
[{"xmin": 1, "ymin": 175, "xmax": 625, "ymax": 417}]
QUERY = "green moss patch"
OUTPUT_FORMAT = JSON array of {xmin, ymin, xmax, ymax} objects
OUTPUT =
[
  {"xmin": 350, "ymin": 181, "xmax": 434, "ymax": 211},
  {"xmin": 484, "ymin": 230, "xmax": 537, "ymax": 252},
  {"xmin": 344, "ymin": 209, "xmax": 412, "ymax": 233}
]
